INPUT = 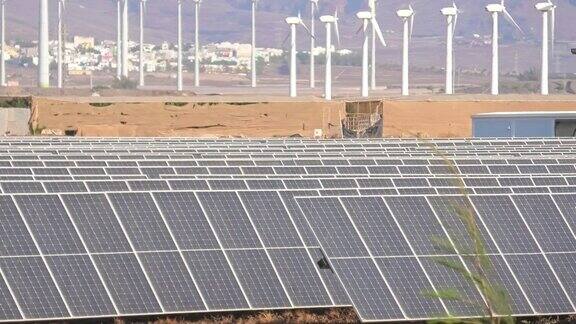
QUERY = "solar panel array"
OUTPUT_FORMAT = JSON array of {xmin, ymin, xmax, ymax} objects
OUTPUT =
[{"xmin": 0, "ymin": 137, "xmax": 575, "ymax": 322}]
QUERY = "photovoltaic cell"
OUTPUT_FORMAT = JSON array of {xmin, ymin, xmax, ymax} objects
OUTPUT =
[
  {"xmin": 138, "ymin": 252, "xmax": 206, "ymax": 312},
  {"xmin": 547, "ymin": 253, "xmax": 576, "ymax": 305},
  {"xmin": 376, "ymin": 257, "xmax": 447, "ymax": 319},
  {"xmin": 297, "ymin": 197, "xmax": 369, "ymax": 258},
  {"xmin": 153, "ymin": 192, "xmax": 219, "ymax": 250},
  {"xmin": 0, "ymin": 272, "xmax": 21, "ymax": 320},
  {"xmin": 471, "ymin": 196, "xmax": 540, "ymax": 253},
  {"xmin": 505, "ymin": 254, "xmax": 574, "ymax": 314},
  {"xmin": 268, "ymin": 248, "xmax": 331, "ymax": 307},
  {"xmin": 46, "ymin": 255, "xmax": 116, "ymax": 317},
  {"xmin": 512, "ymin": 195, "xmax": 576, "ymax": 252},
  {"xmin": 340, "ymin": 197, "xmax": 412, "ymax": 256},
  {"xmin": 227, "ymin": 249, "xmax": 290, "ymax": 308},
  {"xmin": 420, "ymin": 256, "xmax": 486, "ymax": 317},
  {"xmin": 15, "ymin": 195, "xmax": 86, "ymax": 255},
  {"xmin": 330, "ymin": 258, "xmax": 404, "ymax": 321},
  {"xmin": 0, "ymin": 196, "xmax": 37, "ymax": 256},
  {"xmin": 385, "ymin": 196, "xmax": 450, "ymax": 256},
  {"xmin": 0, "ymin": 257, "xmax": 69, "ymax": 319},
  {"xmin": 196, "ymin": 192, "xmax": 261, "ymax": 249},
  {"xmin": 108, "ymin": 193, "xmax": 176, "ymax": 251},
  {"xmin": 183, "ymin": 250, "xmax": 249, "ymax": 310},
  {"xmin": 93, "ymin": 253, "xmax": 162, "ymax": 315},
  {"xmin": 239, "ymin": 191, "xmax": 302, "ymax": 248}
]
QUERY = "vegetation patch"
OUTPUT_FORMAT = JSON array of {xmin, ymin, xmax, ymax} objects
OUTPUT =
[
  {"xmin": 89, "ymin": 102, "xmax": 113, "ymax": 108},
  {"xmin": 165, "ymin": 102, "xmax": 189, "ymax": 107},
  {"xmin": 0, "ymin": 97, "xmax": 31, "ymax": 108}
]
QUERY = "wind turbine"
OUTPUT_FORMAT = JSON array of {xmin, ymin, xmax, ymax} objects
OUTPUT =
[
  {"xmin": 485, "ymin": 0, "xmax": 523, "ymax": 95},
  {"xmin": 309, "ymin": 0, "xmax": 318, "ymax": 88},
  {"xmin": 57, "ymin": 0, "xmax": 65, "ymax": 89},
  {"xmin": 251, "ymin": 0, "xmax": 257, "ymax": 88},
  {"xmin": 177, "ymin": 0, "xmax": 184, "ymax": 91},
  {"xmin": 356, "ymin": 11, "xmax": 386, "ymax": 98},
  {"xmin": 193, "ymin": 0, "xmax": 201, "ymax": 87},
  {"xmin": 397, "ymin": 5, "xmax": 414, "ymax": 96},
  {"xmin": 139, "ymin": 0, "xmax": 146, "ymax": 87},
  {"xmin": 320, "ymin": 11, "xmax": 340, "ymax": 100},
  {"xmin": 285, "ymin": 14, "xmax": 313, "ymax": 97},
  {"xmin": 1, "ymin": 0, "xmax": 6, "ymax": 87},
  {"xmin": 116, "ymin": 0, "xmax": 122, "ymax": 79},
  {"xmin": 535, "ymin": 0, "xmax": 556, "ymax": 95},
  {"xmin": 38, "ymin": 0, "xmax": 49, "ymax": 88},
  {"xmin": 441, "ymin": 2, "xmax": 459, "ymax": 95}
]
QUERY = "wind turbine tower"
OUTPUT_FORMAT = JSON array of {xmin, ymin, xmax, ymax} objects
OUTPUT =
[
  {"xmin": 116, "ymin": 0, "xmax": 122, "ymax": 79},
  {"xmin": 122, "ymin": 0, "xmax": 129, "ymax": 78},
  {"xmin": 177, "ymin": 0, "xmax": 183, "ymax": 91},
  {"xmin": 320, "ymin": 12, "xmax": 340, "ymax": 100},
  {"xmin": 193, "ymin": 0, "xmax": 201, "ymax": 87},
  {"xmin": 356, "ymin": 11, "xmax": 386, "ymax": 98},
  {"xmin": 139, "ymin": 0, "xmax": 146, "ymax": 87},
  {"xmin": 396, "ymin": 5, "xmax": 414, "ymax": 96},
  {"xmin": 485, "ymin": 1, "xmax": 523, "ymax": 95},
  {"xmin": 535, "ymin": 1, "xmax": 556, "ymax": 96},
  {"xmin": 57, "ymin": 0, "xmax": 65, "ymax": 89},
  {"xmin": 1, "ymin": 0, "xmax": 6, "ymax": 87},
  {"xmin": 309, "ymin": 0, "xmax": 318, "ymax": 88},
  {"xmin": 251, "ymin": 0, "xmax": 257, "ymax": 88},
  {"xmin": 441, "ymin": 3, "xmax": 458, "ymax": 95},
  {"xmin": 38, "ymin": 0, "xmax": 49, "ymax": 88},
  {"xmin": 285, "ymin": 15, "xmax": 313, "ymax": 98}
]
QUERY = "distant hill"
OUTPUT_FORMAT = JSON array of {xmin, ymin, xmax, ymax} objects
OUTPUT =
[{"xmin": 5, "ymin": 0, "xmax": 576, "ymax": 46}]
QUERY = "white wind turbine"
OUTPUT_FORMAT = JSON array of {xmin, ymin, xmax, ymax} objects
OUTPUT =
[
  {"xmin": 251, "ymin": 0, "xmax": 257, "ymax": 88},
  {"xmin": 397, "ymin": 5, "xmax": 414, "ymax": 96},
  {"xmin": 319, "ymin": 11, "xmax": 340, "ymax": 100},
  {"xmin": 309, "ymin": 0, "xmax": 318, "ymax": 88},
  {"xmin": 535, "ymin": 0, "xmax": 556, "ymax": 96},
  {"xmin": 285, "ymin": 14, "xmax": 313, "ymax": 97},
  {"xmin": 138, "ymin": 0, "xmax": 146, "ymax": 87},
  {"xmin": 177, "ymin": 0, "xmax": 184, "ymax": 91},
  {"xmin": 116, "ymin": 0, "xmax": 122, "ymax": 79},
  {"xmin": 57, "ymin": 0, "xmax": 66, "ymax": 89},
  {"xmin": 441, "ymin": 2, "xmax": 459, "ymax": 95},
  {"xmin": 356, "ymin": 11, "xmax": 386, "ymax": 98},
  {"xmin": 193, "ymin": 0, "xmax": 201, "ymax": 87},
  {"xmin": 486, "ymin": 0, "xmax": 523, "ymax": 95},
  {"xmin": 1, "ymin": 0, "xmax": 7, "ymax": 87},
  {"xmin": 121, "ymin": 0, "xmax": 129, "ymax": 78}
]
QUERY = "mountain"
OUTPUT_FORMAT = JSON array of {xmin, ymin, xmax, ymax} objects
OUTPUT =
[
  {"xmin": 5, "ymin": 0, "xmax": 576, "ymax": 45},
  {"xmin": 4, "ymin": 0, "xmax": 576, "ymax": 73}
]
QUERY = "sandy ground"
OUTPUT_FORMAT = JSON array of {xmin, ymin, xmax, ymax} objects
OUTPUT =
[{"xmin": 29, "ymin": 94, "xmax": 576, "ymax": 138}]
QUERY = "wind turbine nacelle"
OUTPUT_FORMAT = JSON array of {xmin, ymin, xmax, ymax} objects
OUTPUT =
[
  {"xmin": 320, "ymin": 15, "xmax": 336, "ymax": 23},
  {"xmin": 396, "ymin": 9, "xmax": 414, "ymax": 18},
  {"xmin": 486, "ymin": 4, "xmax": 504, "ymax": 12},
  {"xmin": 285, "ymin": 17, "xmax": 302, "ymax": 25},
  {"xmin": 535, "ymin": 2, "xmax": 554, "ymax": 11},
  {"xmin": 441, "ymin": 7, "xmax": 458, "ymax": 16},
  {"xmin": 356, "ymin": 11, "xmax": 372, "ymax": 20}
]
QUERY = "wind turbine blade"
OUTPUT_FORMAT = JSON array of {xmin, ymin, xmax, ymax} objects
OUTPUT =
[
  {"xmin": 550, "ymin": 7, "xmax": 555, "ymax": 54},
  {"xmin": 453, "ymin": 12, "xmax": 458, "ymax": 38},
  {"xmin": 281, "ymin": 32, "xmax": 291, "ymax": 49},
  {"xmin": 300, "ymin": 21, "xmax": 315, "ymax": 38},
  {"xmin": 410, "ymin": 14, "xmax": 415, "ymax": 40},
  {"xmin": 503, "ymin": 9, "xmax": 524, "ymax": 34},
  {"xmin": 356, "ymin": 23, "xmax": 365, "ymax": 35},
  {"xmin": 335, "ymin": 11, "xmax": 341, "ymax": 46},
  {"xmin": 371, "ymin": 18, "xmax": 387, "ymax": 46}
]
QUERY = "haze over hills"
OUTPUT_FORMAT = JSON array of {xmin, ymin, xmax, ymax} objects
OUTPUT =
[{"xmin": 4, "ymin": 0, "xmax": 576, "ymax": 73}]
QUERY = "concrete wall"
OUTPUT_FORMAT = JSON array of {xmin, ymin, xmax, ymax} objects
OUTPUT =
[{"xmin": 0, "ymin": 108, "xmax": 30, "ymax": 136}]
